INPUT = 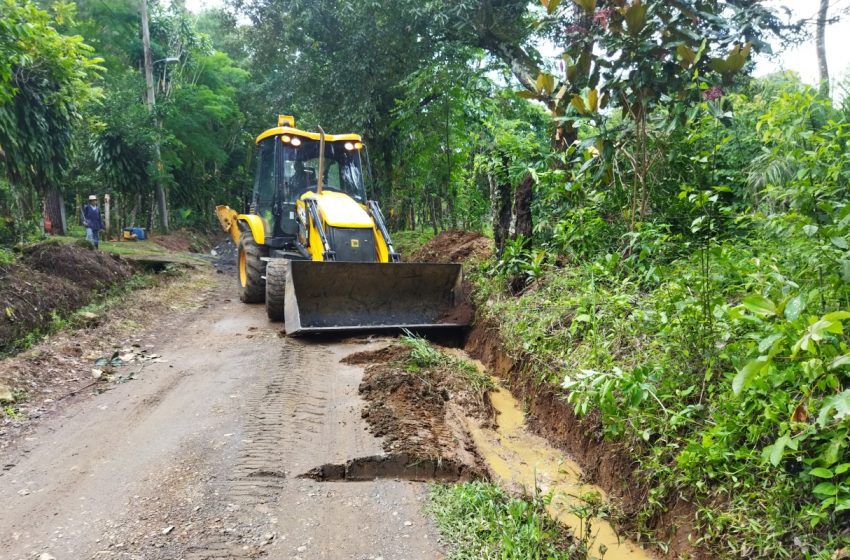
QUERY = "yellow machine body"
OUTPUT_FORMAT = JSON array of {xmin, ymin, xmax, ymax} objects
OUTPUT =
[{"xmin": 296, "ymin": 191, "xmax": 391, "ymax": 263}]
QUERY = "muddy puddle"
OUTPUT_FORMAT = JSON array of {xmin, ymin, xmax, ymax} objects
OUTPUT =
[{"xmin": 448, "ymin": 350, "xmax": 655, "ymax": 560}]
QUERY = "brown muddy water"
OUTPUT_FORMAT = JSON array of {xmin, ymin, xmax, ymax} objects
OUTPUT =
[{"xmin": 451, "ymin": 350, "xmax": 656, "ymax": 560}]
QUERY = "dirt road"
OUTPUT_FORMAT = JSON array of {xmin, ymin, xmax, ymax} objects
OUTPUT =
[{"xmin": 0, "ymin": 276, "xmax": 444, "ymax": 560}]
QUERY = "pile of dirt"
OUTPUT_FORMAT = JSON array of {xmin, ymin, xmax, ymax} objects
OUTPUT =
[
  {"xmin": 410, "ymin": 231, "xmax": 492, "ymax": 264},
  {"xmin": 346, "ymin": 344, "xmax": 490, "ymax": 478},
  {"xmin": 22, "ymin": 241, "xmax": 133, "ymax": 291},
  {"xmin": 0, "ymin": 243, "xmax": 134, "ymax": 352},
  {"xmin": 408, "ymin": 231, "xmax": 491, "ymax": 326}
]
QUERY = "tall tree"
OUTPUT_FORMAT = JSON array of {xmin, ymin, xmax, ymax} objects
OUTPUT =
[
  {"xmin": 140, "ymin": 0, "xmax": 169, "ymax": 231},
  {"xmin": 816, "ymin": 0, "xmax": 830, "ymax": 98},
  {"xmin": 0, "ymin": 0, "xmax": 102, "ymax": 235}
]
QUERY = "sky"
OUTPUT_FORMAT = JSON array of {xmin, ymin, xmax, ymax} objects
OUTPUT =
[
  {"xmin": 184, "ymin": 0, "xmax": 850, "ymax": 93},
  {"xmin": 756, "ymin": 0, "xmax": 850, "ymax": 93}
]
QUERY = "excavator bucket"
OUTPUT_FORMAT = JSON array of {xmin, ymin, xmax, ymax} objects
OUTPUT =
[{"xmin": 282, "ymin": 261, "xmax": 466, "ymax": 334}]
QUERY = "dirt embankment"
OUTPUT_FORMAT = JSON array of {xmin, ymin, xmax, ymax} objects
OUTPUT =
[
  {"xmin": 343, "ymin": 343, "xmax": 490, "ymax": 481},
  {"xmin": 412, "ymin": 231, "xmax": 492, "ymax": 327},
  {"xmin": 414, "ymin": 230, "xmax": 702, "ymax": 558},
  {"xmin": 410, "ymin": 230, "xmax": 492, "ymax": 264},
  {"xmin": 0, "ymin": 242, "xmax": 134, "ymax": 352}
]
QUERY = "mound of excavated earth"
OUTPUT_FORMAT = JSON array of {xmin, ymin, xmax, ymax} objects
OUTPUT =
[
  {"xmin": 408, "ymin": 231, "xmax": 491, "ymax": 325},
  {"xmin": 410, "ymin": 230, "xmax": 492, "ymax": 264},
  {"xmin": 1, "ymin": 243, "xmax": 133, "ymax": 350},
  {"xmin": 344, "ymin": 344, "xmax": 491, "ymax": 481}
]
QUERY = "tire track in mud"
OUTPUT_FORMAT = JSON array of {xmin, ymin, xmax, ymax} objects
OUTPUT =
[{"xmin": 185, "ymin": 339, "xmax": 335, "ymax": 559}]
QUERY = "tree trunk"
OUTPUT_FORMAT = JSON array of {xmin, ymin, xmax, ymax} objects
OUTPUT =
[
  {"xmin": 141, "ymin": 0, "xmax": 169, "ymax": 231},
  {"xmin": 104, "ymin": 193, "xmax": 111, "ymax": 237},
  {"xmin": 817, "ymin": 0, "xmax": 830, "ymax": 98},
  {"xmin": 444, "ymin": 93, "xmax": 458, "ymax": 230},
  {"xmin": 148, "ymin": 191, "xmax": 156, "ymax": 231},
  {"xmin": 511, "ymin": 173, "xmax": 533, "ymax": 247},
  {"xmin": 44, "ymin": 188, "xmax": 66, "ymax": 236},
  {"xmin": 490, "ymin": 168, "xmax": 512, "ymax": 257},
  {"xmin": 430, "ymin": 195, "xmax": 439, "ymax": 236},
  {"xmin": 129, "ymin": 193, "xmax": 141, "ymax": 228}
]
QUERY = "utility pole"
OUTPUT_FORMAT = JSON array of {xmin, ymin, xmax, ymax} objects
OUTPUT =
[{"xmin": 141, "ymin": 0, "xmax": 169, "ymax": 231}]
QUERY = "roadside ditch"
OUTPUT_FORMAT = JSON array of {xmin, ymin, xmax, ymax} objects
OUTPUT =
[{"xmin": 402, "ymin": 230, "xmax": 695, "ymax": 559}]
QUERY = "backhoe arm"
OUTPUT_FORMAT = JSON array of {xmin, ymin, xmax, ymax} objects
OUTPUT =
[{"xmin": 215, "ymin": 205, "xmax": 241, "ymax": 244}]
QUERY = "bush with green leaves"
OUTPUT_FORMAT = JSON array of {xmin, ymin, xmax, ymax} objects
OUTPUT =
[
  {"xmin": 479, "ymin": 100, "xmax": 850, "ymax": 552},
  {"xmin": 479, "ymin": 224, "xmax": 850, "ymax": 556}
]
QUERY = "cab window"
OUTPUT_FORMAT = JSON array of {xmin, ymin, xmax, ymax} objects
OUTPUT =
[{"xmin": 254, "ymin": 138, "xmax": 275, "ymax": 212}]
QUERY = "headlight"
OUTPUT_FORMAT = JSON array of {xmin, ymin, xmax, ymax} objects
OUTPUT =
[{"xmin": 291, "ymin": 137, "xmax": 302, "ymax": 147}]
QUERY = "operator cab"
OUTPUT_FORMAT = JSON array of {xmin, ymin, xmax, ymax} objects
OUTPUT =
[{"xmin": 252, "ymin": 116, "xmax": 366, "ymax": 248}]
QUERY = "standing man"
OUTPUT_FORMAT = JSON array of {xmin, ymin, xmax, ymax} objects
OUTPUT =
[{"xmin": 83, "ymin": 195, "xmax": 103, "ymax": 249}]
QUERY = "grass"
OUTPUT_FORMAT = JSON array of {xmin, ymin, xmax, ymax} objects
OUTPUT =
[
  {"xmin": 400, "ymin": 331, "xmax": 493, "ymax": 394},
  {"xmin": 1, "ymin": 388, "xmax": 28, "ymax": 419},
  {"xmin": 2, "ymin": 405, "xmax": 22, "ymax": 419},
  {"xmin": 0, "ymin": 247, "xmax": 14, "ymax": 265},
  {"xmin": 38, "ymin": 234, "xmax": 208, "ymax": 267},
  {"xmin": 474, "ymin": 233, "xmax": 850, "ymax": 558},
  {"xmin": 428, "ymin": 481, "xmax": 577, "ymax": 560}
]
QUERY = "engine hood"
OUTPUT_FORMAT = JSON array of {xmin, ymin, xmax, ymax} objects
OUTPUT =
[{"xmin": 302, "ymin": 191, "xmax": 373, "ymax": 228}]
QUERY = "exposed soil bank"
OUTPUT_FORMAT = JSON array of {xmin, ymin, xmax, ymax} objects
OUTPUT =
[
  {"xmin": 411, "ymin": 230, "xmax": 492, "ymax": 330},
  {"xmin": 407, "ymin": 231, "xmax": 703, "ymax": 557},
  {"xmin": 464, "ymin": 318, "xmax": 706, "ymax": 559},
  {"xmin": 0, "ymin": 242, "xmax": 134, "ymax": 351},
  {"xmin": 410, "ymin": 230, "xmax": 492, "ymax": 264}
]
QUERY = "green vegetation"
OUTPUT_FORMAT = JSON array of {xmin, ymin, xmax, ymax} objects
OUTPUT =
[
  {"xmin": 475, "ymin": 75, "xmax": 850, "ymax": 557},
  {"xmin": 401, "ymin": 332, "xmax": 493, "ymax": 395},
  {"xmin": 4, "ymin": 0, "xmax": 849, "ymax": 556},
  {"xmin": 1, "ymin": 0, "xmax": 252, "ymax": 237},
  {"xmin": 428, "ymin": 482, "xmax": 573, "ymax": 560},
  {"xmin": 390, "ymin": 230, "xmax": 436, "ymax": 260},
  {"xmin": 2, "ymin": 405, "xmax": 22, "ymax": 419},
  {"xmin": 0, "ymin": 247, "xmax": 14, "ymax": 265}
]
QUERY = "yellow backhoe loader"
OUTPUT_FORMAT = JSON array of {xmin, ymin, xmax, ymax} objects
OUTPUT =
[{"xmin": 215, "ymin": 115, "xmax": 466, "ymax": 335}]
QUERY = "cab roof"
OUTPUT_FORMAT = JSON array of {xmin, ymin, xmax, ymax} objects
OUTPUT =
[{"xmin": 255, "ymin": 126, "xmax": 362, "ymax": 144}]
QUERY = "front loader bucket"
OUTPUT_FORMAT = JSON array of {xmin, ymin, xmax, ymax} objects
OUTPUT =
[{"xmin": 283, "ymin": 261, "xmax": 466, "ymax": 335}]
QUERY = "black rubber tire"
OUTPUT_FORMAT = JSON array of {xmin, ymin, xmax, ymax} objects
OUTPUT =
[
  {"xmin": 265, "ymin": 258, "xmax": 287, "ymax": 322},
  {"xmin": 238, "ymin": 233, "xmax": 267, "ymax": 303}
]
